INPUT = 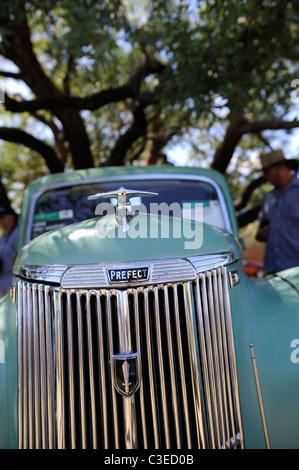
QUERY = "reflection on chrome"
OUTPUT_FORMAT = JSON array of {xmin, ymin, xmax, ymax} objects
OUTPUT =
[{"xmin": 17, "ymin": 262, "xmax": 243, "ymax": 449}]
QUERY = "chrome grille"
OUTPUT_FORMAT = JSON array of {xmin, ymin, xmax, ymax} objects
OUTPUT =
[{"xmin": 17, "ymin": 266, "xmax": 243, "ymax": 449}]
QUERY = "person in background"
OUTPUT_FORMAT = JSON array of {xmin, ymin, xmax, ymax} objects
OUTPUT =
[
  {"xmin": 0, "ymin": 206, "xmax": 18, "ymax": 297},
  {"xmin": 256, "ymin": 149, "xmax": 299, "ymax": 273}
]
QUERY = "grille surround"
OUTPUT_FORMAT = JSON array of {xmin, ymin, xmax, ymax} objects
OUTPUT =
[{"xmin": 17, "ymin": 265, "xmax": 243, "ymax": 449}]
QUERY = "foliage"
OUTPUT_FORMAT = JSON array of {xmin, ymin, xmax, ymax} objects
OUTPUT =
[{"xmin": 0, "ymin": 0, "xmax": 299, "ymax": 216}]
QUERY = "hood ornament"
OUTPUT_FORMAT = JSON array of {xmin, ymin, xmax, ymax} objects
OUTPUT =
[{"xmin": 88, "ymin": 186, "xmax": 158, "ymax": 232}]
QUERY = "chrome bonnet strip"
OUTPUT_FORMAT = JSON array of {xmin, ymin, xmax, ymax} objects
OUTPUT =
[{"xmin": 15, "ymin": 252, "xmax": 236, "ymax": 288}]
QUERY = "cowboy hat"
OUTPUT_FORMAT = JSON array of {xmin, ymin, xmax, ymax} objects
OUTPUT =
[{"xmin": 259, "ymin": 149, "xmax": 298, "ymax": 172}]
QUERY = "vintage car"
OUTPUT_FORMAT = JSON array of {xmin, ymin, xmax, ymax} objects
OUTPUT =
[{"xmin": 0, "ymin": 165, "xmax": 299, "ymax": 450}]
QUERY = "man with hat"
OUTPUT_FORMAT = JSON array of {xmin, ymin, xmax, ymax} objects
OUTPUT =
[
  {"xmin": 0, "ymin": 205, "xmax": 18, "ymax": 297},
  {"xmin": 256, "ymin": 149, "xmax": 299, "ymax": 273}
]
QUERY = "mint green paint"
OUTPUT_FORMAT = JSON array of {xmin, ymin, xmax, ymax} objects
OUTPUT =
[
  {"xmin": 17, "ymin": 166, "xmax": 239, "ymax": 250},
  {"xmin": 2, "ymin": 165, "xmax": 243, "ymax": 449},
  {"xmin": 15, "ymin": 213, "xmax": 242, "ymax": 269},
  {"xmin": 3, "ymin": 165, "xmax": 299, "ymax": 449},
  {"xmin": 271, "ymin": 266, "xmax": 299, "ymax": 291},
  {"xmin": 0, "ymin": 294, "xmax": 18, "ymax": 449},
  {"xmin": 228, "ymin": 264, "xmax": 299, "ymax": 449}
]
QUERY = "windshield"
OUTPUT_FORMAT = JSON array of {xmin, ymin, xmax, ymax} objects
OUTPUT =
[{"xmin": 31, "ymin": 178, "xmax": 228, "ymax": 240}]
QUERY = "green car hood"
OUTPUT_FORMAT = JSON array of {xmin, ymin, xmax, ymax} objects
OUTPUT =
[{"xmin": 14, "ymin": 213, "xmax": 242, "ymax": 269}]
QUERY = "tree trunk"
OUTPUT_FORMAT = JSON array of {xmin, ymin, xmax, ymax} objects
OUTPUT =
[
  {"xmin": 54, "ymin": 108, "xmax": 94, "ymax": 169},
  {"xmin": 211, "ymin": 119, "xmax": 247, "ymax": 173}
]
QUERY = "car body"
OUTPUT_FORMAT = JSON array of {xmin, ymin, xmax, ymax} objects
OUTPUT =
[{"xmin": 0, "ymin": 165, "xmax": 299, "ymax": 449}]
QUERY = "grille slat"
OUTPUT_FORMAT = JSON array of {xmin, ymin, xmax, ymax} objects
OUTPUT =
[
  {"xmin": 55, "ymin": 291, "xmax": 66, "ymax": 448},
  {"xmin": 106, "ymin": 291, "xmax": 120, "ymax": 449},
  {"xmin": 154, "ymin": 286, "xmax": 171, "ymax": 448},
  {"xmin": 96, "ymin": 291, "xmax": 109, "ymax": 448},
  {"xmin": 38, "ymin": 286, "xmax": 48, "ymax": 449},
  {"xmin": 86, "ymin": 291, "xmax": 98, "ymax": 449},
  {"xmin": 143, "ymin": 288, "xmax": 160, "ymax": 448},
  {"xmin": 173, "ymin": 284, "xmax": 192, "ymax": 448},
  {"xmin": 17, "ymin": 267, "xmax": 243, "ymax": 449},
  {"xmin": 27, "ymin": 285, "xmax": 34, "ymax": 449},
  {"xmin": 66, "ymin": 290, "xmax": 76, "ymax": 448},
  {"xmin": 45, "ymin": 286, "xmax": 55, "ymax": 449},
  {"xmin": 164, "ymin": 285, "xmax": 181, "ymax": 448}
]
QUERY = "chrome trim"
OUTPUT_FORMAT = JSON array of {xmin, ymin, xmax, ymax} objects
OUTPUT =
[
  {"xmin": 107, "ymin": 266, "xmax": 149, "ymax": 284},
  {"xmin": 228, "ymin": 270, "xmax": 240, "ymax": 288},
  {"xmin": 17, "ymin": 265, "xmax": 68, "ymax": 283},
  {"xmin": 17, "ymin": 266, "xmax": 243, "ymax": 449},
  {"xmin": 24, "ymin": 173, "xmax": 234, "ymax": 245},
  {"xmin": 116, "ymin": 288, "xmax": 139, "ymax": 448},
  {"xmin": 188, "ymin": 251, "xmax": 236, "ymax": 273},
  {"xmin": 15, "ymin": 252, "xmax": 236, "ymax": 287},
  {"xmin": 61, "ymin": 258, "xmax": 197, "ymax": 288},
  {"xmin": 250, "ymin": 344, "xmax": 271, "ymax": 449}
]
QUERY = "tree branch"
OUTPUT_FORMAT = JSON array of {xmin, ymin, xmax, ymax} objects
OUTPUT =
[
  {"xmin": 212, "ymin": 117, "xmax": 299, "ymax": 173},
  {"xmin": 234, "ymin": 175, "xmax": 266, "ymax": 211},
  {"xmin": 4, "ymin": 60, "xmax": 165, "ymax": 113},
  {"xmin": 1, "ymin": 7, "xmax": 94, "ymax": 169},
  {"xmin": 237, "ymin": 205, "xmax": 261, "ymax": 228},
  {"xmin": 29, "ymin": 111, "xmax": 68, "ymax": 164},
  {"xmin": 0, "ymin": 127, "xmax": 64, "ymax": 173},
  {"xmin": 106, "ymin": 102, "xmax": 148, "ymax": 166},
  {"xmin": 3, "ymin": 87, "xmax": 131, "ymax": 112},
  {"xmin": 0, "ymin": 70, "xmax": 22, "ymax": 79}
]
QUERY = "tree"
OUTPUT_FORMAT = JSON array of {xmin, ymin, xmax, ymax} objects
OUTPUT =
[
  {"xmin": 0, "ymin": 0, "xmax": 168, "ymax": 171},
  {"xmin": 149, "ymin": 0, "xmax": 299, "ymax": 172},
  {"xmin": 1, "ymin": 0, "xmax": 299, "ymax": 215}
]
